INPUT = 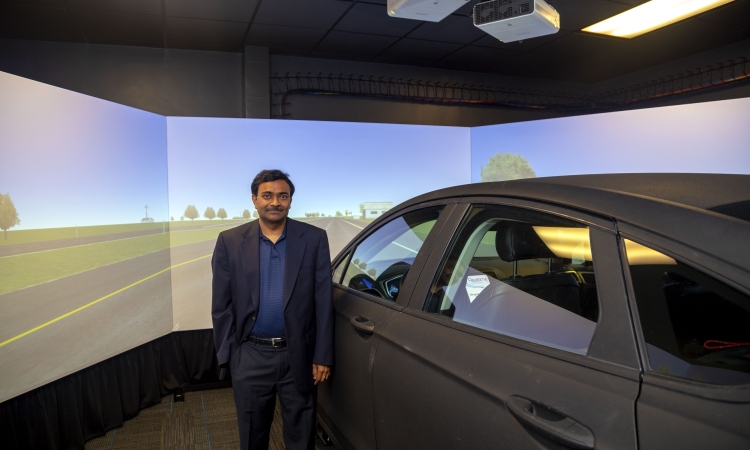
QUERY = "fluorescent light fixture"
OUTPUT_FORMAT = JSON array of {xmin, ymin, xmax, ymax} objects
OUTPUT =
[{"xmin": 582, "ymin": 0, "xmax": 735, "ymax": 38}]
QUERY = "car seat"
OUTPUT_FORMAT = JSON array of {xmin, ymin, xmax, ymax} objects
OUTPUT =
[{"xmin": 495, "ymin": 221, "xmax": 582, "ymax": 316}]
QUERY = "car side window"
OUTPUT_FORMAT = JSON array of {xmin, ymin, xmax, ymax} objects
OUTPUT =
[
  {"xmin": 424, "ymin": 204, "xmax": 600, "ymax": 355},
  {"xmin": 342, "ymin": 206, "xmax": 444, "ymax": 301},
  {"xmin": 625, "ymin": 239, "xmax": 750, "ymax": 385},
  {"xmin": 332, "ymin": 253, "xmax": 349, "ymax": 284}
]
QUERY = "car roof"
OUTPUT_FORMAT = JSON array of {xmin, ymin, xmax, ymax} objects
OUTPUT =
[
  {"xmin": 401, "ymin": 173, "xmax": 750, "ymax": 283},
  {"xmin": 412, "ymin": 173, "xmax": 750, "ymax": 215}
]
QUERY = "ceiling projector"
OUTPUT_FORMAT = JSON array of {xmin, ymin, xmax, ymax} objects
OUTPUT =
[
  {"xmin": 473, "ymin": 0, "xmax": 560, "ymax": 43},
  {"xmin": 388, "ymin": 0, "xmax": 470, "ymax": 22}
]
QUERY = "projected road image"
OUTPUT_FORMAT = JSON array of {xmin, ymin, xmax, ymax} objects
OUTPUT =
[
  {"xmin": 171, "ymin": 216, "xmax": 368, "ymax": 330},
  {"xmin": 0, "ymin": 72, "xmax": 174, "ymax": 402},
  {"xmin": 167, "ymin": 117, "xmax": 470, "ymax": 330}
]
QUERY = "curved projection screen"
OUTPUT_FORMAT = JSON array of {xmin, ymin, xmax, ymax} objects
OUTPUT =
[
  {"xmin": 1, "ymin": 70, "xmax": 749, "ymax": 403},
  {"xmin": 0, "ymin": 72, "xmax": 170, "ymax": 403},
  {"xmin": 471, "ymin": 96, "xmax": 750, "ymax": 182}
]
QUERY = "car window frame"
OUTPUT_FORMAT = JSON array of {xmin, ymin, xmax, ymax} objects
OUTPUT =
[
  {"xmin": 403, "ymin": 196, "xmax": 641, "ymax": 380},
  {"xmin": 618, "ymin": 224, "xmax": 750, "ymax": 402},
  {"xmin": 332, "ymin": 200, "xmax": 460, "ymax": 309}
]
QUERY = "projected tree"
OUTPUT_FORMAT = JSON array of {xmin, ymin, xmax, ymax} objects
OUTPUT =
[
  {"xmin": 480, "ymin": 152, "xmax": 537, "ymax": 182},
  {"xmin": 204, "ymin": 207, "xmax": 216, "ymax": 220},
  {"xmin": 0, "ymin": 193, "xmax": 21, "ymax": 240},
  {"xmin": 336, "ymin": 211, "xmax": 342, "ymax": 217},
  {"xmin": 217, "ymin": 208, "xmax": 227, "ymax": 220},
  {"xmin": 242, "ymin": 209, "xmax": 251, "ymax": 219},
  {"xmin": 253, "ymin": 210, "xmax": 259, "ymax": 219},
  {"xmin": 184, "ymin": 205, "xmax": 199, "ymax": 221}
]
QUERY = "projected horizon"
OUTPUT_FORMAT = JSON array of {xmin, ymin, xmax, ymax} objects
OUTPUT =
[
  {"xmin": 2, "ymin": 70, "xmax": 749, "ymax": 405},
  {"xmin": 471, "ymin": 97, "xmax": 750, "ymax": 182}
]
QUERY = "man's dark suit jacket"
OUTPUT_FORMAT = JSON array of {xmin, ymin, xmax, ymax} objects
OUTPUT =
[{"xmin": 211, "ymin": 218, "xmax": 334, "ymax": 393}]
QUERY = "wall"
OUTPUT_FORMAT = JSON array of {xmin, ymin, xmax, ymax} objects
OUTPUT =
[
  {"xmin": 1, "ymin": 37, "xmax": 749, "ymax": 126},
  {"xmin": 0, "ymin": 38, "xmax": 243, "ymax": 118}
]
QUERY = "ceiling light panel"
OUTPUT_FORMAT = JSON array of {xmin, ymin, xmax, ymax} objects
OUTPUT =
[{"xmin": 582, "ymin": 0, "xmax": 736, "ymax": 39}]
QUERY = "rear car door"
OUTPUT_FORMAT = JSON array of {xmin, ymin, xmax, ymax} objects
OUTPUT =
[
  {"xmin": 371, "ymin": 199, "xmax": 642, "ymax": 449},
  {"xmin": 619, "ymin": 226, "xmax": 750, "ymax": 449},
  {"xmin": 317, "ymin": 202, "xmax": 456, "ymax": 450}
]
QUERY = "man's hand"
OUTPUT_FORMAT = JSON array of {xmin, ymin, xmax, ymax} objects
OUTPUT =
[{"xmin": 313, "ymin": 364, "xmax": 331, "ymax": 385}]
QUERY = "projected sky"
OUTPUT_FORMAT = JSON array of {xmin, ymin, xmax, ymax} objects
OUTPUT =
[
  {"xmin": 0, "ymin": 72, "xmax": 168, "ymax": 230},
  {"xmin": 470, "ymin": 97, "xmax": 750, "ymax": 182},
  {"xmin": 167, "ymin": 118, "xmax": 471, "ymax": 220}
]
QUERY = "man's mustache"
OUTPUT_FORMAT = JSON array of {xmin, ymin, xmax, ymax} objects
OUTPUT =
[{"xmin": 265, "ymin": 207, "xmax": 285, "ymax": 211}]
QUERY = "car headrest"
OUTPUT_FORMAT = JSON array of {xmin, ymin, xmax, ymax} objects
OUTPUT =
[{"xmin": 495, "ymin": 221, "xmax": 556, "ymax": 262}]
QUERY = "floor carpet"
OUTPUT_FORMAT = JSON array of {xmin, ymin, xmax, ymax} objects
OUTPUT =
[{"xmin": 84, "ymin": 388, "xmax": 329, "ymax": 450}]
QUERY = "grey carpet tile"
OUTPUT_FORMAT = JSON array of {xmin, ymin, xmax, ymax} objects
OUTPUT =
[{"xmin": 84, "ymin": 388, "xmax": 329, "ymax": 450}]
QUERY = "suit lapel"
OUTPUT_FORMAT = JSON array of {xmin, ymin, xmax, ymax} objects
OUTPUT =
[
  {"xmin": 284, "ymin": 219, "xmax": 306, "ymax": 310},
  {"xmin": 240, "ymin": 221, "xmax": 261, "ymax": 312}
]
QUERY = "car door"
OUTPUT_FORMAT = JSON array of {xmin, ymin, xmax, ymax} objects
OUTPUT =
[
  {"xmin": 317, "ymin": 202, "xmax": 457, "ymax": 450},
  {"xmin": 619, "ymin": 225, "xmax": 750, "ymax": 449},
  {"xmin": 371, "ymin": 199, "xmax": 642, "ymax": 450}
]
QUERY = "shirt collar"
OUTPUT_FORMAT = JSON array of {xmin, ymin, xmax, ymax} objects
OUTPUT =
[{"xmin": 259, "ymin": 223, "xmax": 287, "ymax": 244}]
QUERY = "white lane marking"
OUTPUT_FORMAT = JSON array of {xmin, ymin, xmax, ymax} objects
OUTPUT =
[
  {"xmin": 340, "ymin": 220, "xmax": 364, "ymax": 230},
  {"xmin": 337, "ymin": 219, "xmax": 415, "ymax": 253},
  {"xmin": 394, "ymin": 242, "xmax": 418, "ymax": 254}
]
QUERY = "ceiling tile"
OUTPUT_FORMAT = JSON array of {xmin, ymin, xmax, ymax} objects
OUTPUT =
[
  {"xmin": 166, "ymin": 17, "xmax": 247, "ymax": 46},
  {"xmin": 254, "ymin": 0, "xmax": 352, "ymax": 29},
  {"xmin": 165, "ymin": 0, "xmax": 259, "ymax": 22},
  {"xmin": 87, "ymin": 39, "xmax": 165, "ymax": 49},
  {"xmin": 335, "ymin": 2, "xmax": 421, "ymax": 37},
  {"xmin": 309, "ymin": 51, "xmax": 373, "ymax": 62},
  {"xmin": 66, "ymin": 0, "xmax": 161, "ymax": 16},
  {"xmin": 74, "ymin": 10, "xmax": 163, "ymax": 43},
  {"xmin": 167, "ymin": 41, "xmax": 241, "ymax": 52},
  {"xmin": 697, "ymin": 0, "xmax": 750, "ymax": 28},
  {"xmin": 0, "ymin": 4, "xmax": 84, "ymax": 41},
  {"xmin": 314, "ymin": 30, "xmax": 399, "ymax": 57},
  {"xmin": 405, "ymin": 14, "xmax": 486, "ymax": 44},
  {"xmin": 247, "ymin": 24, "xmax": 328, "ymax": 53},
  {"xmin": 454, "ymin": 0, "xmax": 485, "ymax": 16},
  {"xmin": 375, "ymin": 38, "xmax": 463, "ymax": 63},
  {"xmin": 492, "ymin": 33, "xmax": 632, "ymax": 82},
  {"xmin": 623, "ymin": 17, "xmax": 750, "ymax": 69},
  {"xmin": 0, "ymin": 0, "xmax": 65, "ymax": 7},
  {"xmin": 551, "ymin": 0, "xmax": 634, "ymax": 31},
  {"xmin": 473, "ymin": 29, "xmax": 568, "ymax": 50},
  {"xmin": 433, "ymin": 44, "xmax": 517, "ymax": 71}
]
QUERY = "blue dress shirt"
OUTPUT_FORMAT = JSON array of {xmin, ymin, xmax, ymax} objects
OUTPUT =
[{"xmin": 253, "ymin": 226, "xmax": 287, "ymax": 338}]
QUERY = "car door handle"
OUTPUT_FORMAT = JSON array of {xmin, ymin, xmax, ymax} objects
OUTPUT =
[
  {"xmin": 506, "ymin": 396, "xmax": 594, "ymax": 450},
  {"xmin": 350, "ymin": 316, "xmax": 375, "ymax": 335}
]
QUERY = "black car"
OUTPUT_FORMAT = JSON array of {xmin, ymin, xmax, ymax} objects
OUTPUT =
[{"xmin": 317, "ymin": 173, "xmax": 750, "ymax": 450}]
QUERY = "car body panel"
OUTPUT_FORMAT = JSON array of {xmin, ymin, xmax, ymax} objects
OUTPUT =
[
  {"xmin": 372, "ymin": 312, "xmax": 640, "ymax": 450},
  {"xmin": 318, "ymin": 202, "xmax": 459, "ymax": 449},
  {"xmin": 318, "ymin": 174, "xmax": 750, "ymax": 450}
]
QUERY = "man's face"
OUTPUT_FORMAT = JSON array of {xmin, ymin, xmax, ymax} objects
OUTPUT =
[{"xmin": 252, "ymin": 180, "xmax": 292, "ymax": 224}]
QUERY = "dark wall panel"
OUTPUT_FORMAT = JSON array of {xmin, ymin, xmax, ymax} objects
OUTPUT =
[
  {"xmin": 278, "ymin": 94, "xmax": 577, "ymax": 127},
  {"xmin": 0, "ymin": 38, "xmax": 748, "ymax": 125},
  {"xmin": 0, "ymin": 38, "xmax": 243, "ymax": 118}
]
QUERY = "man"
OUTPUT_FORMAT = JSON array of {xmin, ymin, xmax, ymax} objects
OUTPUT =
[{"xmin": 211, "ymin": 169, "xmax": 334, "ymax": 450}]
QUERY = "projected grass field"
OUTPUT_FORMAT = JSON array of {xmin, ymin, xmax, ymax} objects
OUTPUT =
[{"xmin": 0, "ymin": 220, "xmax": 256, "ymax": 295}]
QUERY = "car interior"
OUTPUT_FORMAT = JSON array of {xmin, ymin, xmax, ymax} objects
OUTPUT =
[
  {"xmin": 629, "ymin": 259, "xmax": 750, "ymax": 383},
  {"xmin": 418, "ymin": 206, "xmax": 602, "ymax": 354},
  {"xmin": 428, "ymin": 213, "xmax": 600, "ymax": 324}
]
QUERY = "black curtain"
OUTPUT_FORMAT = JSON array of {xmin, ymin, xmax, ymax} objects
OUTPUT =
[{"xmin": 0, "ymin": 329, "xmax": 221, "ymax": 450}]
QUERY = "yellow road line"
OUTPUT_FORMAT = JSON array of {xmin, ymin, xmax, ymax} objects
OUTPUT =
[{"xmin": 0, "ymin": 254, "xmax": 212, "ymax": 348}]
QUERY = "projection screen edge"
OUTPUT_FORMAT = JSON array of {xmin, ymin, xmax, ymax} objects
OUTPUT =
[{"xmin": 0, "ymin": 253, "xmax": 212, "ymax": 348}]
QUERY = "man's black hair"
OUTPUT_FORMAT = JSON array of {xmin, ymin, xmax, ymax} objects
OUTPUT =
[{"xmin": 251, "ymin": 169, "xmax": 295, "ymax": 197}]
